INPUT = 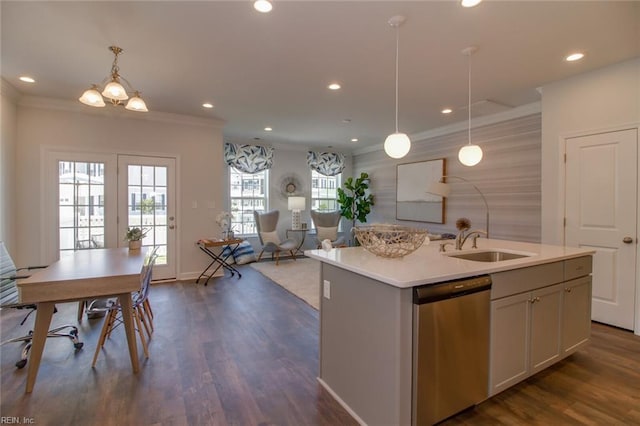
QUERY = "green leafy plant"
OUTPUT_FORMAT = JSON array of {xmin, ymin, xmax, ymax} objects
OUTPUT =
[
  {"xmin": 337, "ymin": 172, "xmax": 375, "ymax": 235},
  {"xmin": 125, "ymin": 227, "xmax": 150, "ymax": 241}
]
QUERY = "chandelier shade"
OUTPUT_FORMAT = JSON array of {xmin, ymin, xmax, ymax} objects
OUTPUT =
[
  {"xmin": 79, "ymin": 46, "xmax": 148, "ymax": 112},
  {"xmin": 78, "ymin": 85, "xmax": 105, "ymax": 107}
]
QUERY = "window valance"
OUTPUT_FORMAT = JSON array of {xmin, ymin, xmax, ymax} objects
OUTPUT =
[
  {"xmin": 224, "ymin": 143, "xmax": 274, "ymax": 174},
  {"xmin": 306, "ymin": 151, "xmax": 345, "ymax": 177}
]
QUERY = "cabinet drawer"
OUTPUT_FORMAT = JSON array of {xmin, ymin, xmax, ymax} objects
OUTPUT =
[
  {"xmin": 564, "ymin": 256, "xmax": 592, "ymax": 281},
  {"xmin": 491, "ymin": 261, "xmax": 564, "ymax": 300}
]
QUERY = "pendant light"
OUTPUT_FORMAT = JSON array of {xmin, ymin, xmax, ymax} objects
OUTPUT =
[
  {"xmin": 458, "ymin": 46, "xmax": 482, "ymax": 166},
  {"xmin": 79, "ymin": 46, "xmax": 148, "ymax": 112},
  {"xmin": 384, "ymin": 15, "xmax": 411, "ymax": 159}
]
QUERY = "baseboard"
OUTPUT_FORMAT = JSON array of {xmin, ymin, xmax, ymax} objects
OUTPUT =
[{"xmin": 317, "ymin": 377, "xmax": 367, "ymax": 426}]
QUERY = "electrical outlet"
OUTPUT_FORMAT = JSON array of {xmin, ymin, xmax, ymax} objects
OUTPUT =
[{"xmin": 323, "ymin": 280, "xmax": 331, "ymax": 299}]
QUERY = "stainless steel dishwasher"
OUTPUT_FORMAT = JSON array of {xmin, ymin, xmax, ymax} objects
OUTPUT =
[{"xmin": 412, "ymin": 275, "xmax": 492, "ymax": 425}]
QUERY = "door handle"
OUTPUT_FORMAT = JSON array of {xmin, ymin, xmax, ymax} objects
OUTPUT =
[
  {"xmin": 169, "ymin": 225, "xmax": 175, "ymax": 230},
  {"xmin": 623, "ymin": 237, "xmax": 634, "ymax": 244}
]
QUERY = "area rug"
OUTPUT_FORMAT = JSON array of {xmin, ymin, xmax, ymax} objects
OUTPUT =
[{"xmin": 249, "ymin": 257, "xmax": 320, "ymax": 310}]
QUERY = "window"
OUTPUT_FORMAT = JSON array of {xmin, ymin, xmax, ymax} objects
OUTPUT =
[
  {"xmin": 229, "ymin": 167, "xmax": 268, "ymax": 235},
  {"xmin": 58, "ymin": 160, "xmax": 105, "ymax": 256},
  {"xmin": 311, "ymin": 170, "xmax": 341, "ymax": 212}
]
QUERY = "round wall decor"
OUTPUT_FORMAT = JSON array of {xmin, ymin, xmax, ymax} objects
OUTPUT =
[{"xmin": 279, "ymin": 175, "xmax": 302, "ymax": 198}]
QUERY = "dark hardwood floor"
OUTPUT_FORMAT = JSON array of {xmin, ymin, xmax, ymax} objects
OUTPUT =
[{"xmin": 1, "ymin": 264, "xmax": 639, "ymax": 425}]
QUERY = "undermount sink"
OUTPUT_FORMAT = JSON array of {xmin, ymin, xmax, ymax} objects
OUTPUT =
[{"xmin": 445, "ymin": 250, "xmax": 532, "ymax": 262}]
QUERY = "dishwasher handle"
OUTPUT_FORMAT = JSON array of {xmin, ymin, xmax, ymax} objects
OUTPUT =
[{"xmin": 413, "ymin": 275, "xmax": 492, "ymax": 304}]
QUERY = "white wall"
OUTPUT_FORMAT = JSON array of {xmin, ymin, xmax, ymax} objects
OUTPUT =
[
  {"xmin": 541, "ymin": 57, "xmax": 640, "ymax": 244},
  {"xmin": 0, "ymin": 80, "xmax": 19, "ymax": 253},
  {"xmin": 13, "ymin": 97, "xmax": 225, "ymax": 279}
]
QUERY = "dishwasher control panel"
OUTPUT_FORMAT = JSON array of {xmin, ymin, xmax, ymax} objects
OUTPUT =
[{"xmin": 413, "ymin": 275, "xmax": 492, "ymax": 304}]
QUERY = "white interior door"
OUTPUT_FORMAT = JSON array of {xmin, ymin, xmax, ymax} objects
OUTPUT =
[
  {"xmin": 565, "ymin": 129, "xmax": 637, "ymax": 331},
  {"xmin": 118, "ymin": 155, "xmax": 176, "ymax": 280}
]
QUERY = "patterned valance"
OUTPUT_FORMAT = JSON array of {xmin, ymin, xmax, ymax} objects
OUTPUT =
[
  {"xmin": 307, "ymin": 151, "xmax": 345, "ymax": 177},
  {"xmin": 224, "ymin": 143, "xmax": 274, "ymax": 174}
]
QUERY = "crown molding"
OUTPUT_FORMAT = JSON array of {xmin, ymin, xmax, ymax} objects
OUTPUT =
[
  {"xmin": 353, "ymin": 101, "xmax": 542, "ymax": 156},
  {"xmin": 17, "ymin": 95, "xmax": 226, "ymax": 129},
  {"xmin": 0, "ymin": 78, "xmax": 21, "ymax": 101}
]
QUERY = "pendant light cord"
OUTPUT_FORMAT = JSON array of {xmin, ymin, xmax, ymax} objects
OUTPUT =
[
  {"xmin": 467, "ymin": 52, "xmax": 472, "ymax": 146},
  {"xmin": 394, "ymin": 25, "xmax": 400, "ymax": 133}
]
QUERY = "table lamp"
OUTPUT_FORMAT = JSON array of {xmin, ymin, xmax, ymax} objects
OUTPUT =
[{"xmin": 288, "ymin": 196, "xmax": 305, "ymax": 230}]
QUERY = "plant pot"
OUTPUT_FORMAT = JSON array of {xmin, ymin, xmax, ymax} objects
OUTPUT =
[{"xmin": 128, "ymin": 240, "xmax": 142, "ymax": 250}]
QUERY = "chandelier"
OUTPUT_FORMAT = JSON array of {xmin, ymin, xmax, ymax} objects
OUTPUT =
[{"xmin": 79, "ymin": 46, "xmax": 148, "ymax": 112}]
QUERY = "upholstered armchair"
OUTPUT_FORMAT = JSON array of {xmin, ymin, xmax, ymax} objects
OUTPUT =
[
  {"xmin": 253, "ymin": 210, "xmax": 298, "ymax": 265},
  {"xmin": 309, "ymin": 210, "xmax": 345, "ymax": 248}
]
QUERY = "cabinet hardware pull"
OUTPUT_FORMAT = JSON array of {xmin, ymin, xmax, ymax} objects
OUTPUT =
[
  {"xmin": 565, "ymin": 288, "xmax": 572, "ymax": 293},
  {"xmin": 623, "ymin": 236, "xmax": 634, "ymax": 244}
]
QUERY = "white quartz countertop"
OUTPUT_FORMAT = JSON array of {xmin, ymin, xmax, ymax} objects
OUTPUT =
[{"xmin": 305, "ymin": 238, "xmax": 594, "ymax": 288}]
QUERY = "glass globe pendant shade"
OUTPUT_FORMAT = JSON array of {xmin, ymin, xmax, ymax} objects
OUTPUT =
[
  {"xmin": 458, "ymin": 144, "xmax": 483, "ymax": 166},
  {"xmin": 78, "ymin": 86, "xmax": 105, "ymax": 107},
  {"xmin": 125, "ymin": 92, "xmax": 148, "ymax": 112},
  {"xmin": 102, "ymin": 80, "xmax": 129, "ymax": 101},
  {"xmin": 384, "ymin": 132, "xmax": 411, "ymax": 159}
]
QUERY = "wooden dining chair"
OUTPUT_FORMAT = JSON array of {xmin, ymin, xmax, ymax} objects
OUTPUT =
[{"xmin": 91, "ymin": 247, "xmax": 159, "ymax": 367}]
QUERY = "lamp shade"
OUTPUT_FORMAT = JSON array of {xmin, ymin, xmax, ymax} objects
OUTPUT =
[
  {"xmin": 78, "ymin": 87, "xmax": 106, "ymax": 107},
  {"xmin": 288, "ymin": 196, "xmax": 305, "ymax": 211},
  {"xmin": 458, "ymin": 144, "xmax": 483, "ymax": 166},
  {"xmin": 426, "ymin": 181, "xmax": 451, "ymax": 198},
  {"xmin": 102, "ymin": 80, "xmax": 128, "ymax": 101},
  {"xmin": 125, "ymin": 93, "xmax": 148, "ymax": 112},
  {"xmin": 384, "ymin": 132, "xmax": 411, "ymax": 159}
]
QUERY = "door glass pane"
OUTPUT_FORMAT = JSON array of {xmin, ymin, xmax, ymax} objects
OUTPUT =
[
  {"xmin": 58, "ymin": 160, "xmax": 105, "ymax": 256},
  {"xmin": 127, "ymin": 164, "xmax": 168, "ymax": 265}
]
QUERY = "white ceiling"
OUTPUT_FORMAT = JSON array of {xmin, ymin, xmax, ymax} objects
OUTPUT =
[{"xmin": 2, "ymin": 1, "xmax": 639, "ymax": 152}]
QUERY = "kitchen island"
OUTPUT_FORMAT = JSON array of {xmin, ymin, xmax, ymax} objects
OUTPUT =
[{"xmin": 306, "ymin": 238, "xmax": 594, "ymax": 426}]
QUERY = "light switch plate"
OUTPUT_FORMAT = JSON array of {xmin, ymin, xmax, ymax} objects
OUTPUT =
[{"xmin": 323, "ymin": 280, "xmax": 331, "ymax": 299}]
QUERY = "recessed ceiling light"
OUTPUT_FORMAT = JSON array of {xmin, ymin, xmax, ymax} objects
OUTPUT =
[
  {"xmin": 441, "ymin": 108, "xmax": 453, "ymax": 114},
  {"xmin": 461, "ymin": 0, "xmax": 482, "ymax": 7},
  {"xmin": 19, "ymin": 76, "xmax": 35, "ymax": 83},
  {"xmin": 202, "ymin": 103, "xmax": 214, "ymax": 109},
  {"xmin": 254, "ymin": 0, "xmax": 272, "ymax": 13},
  {"xmin": 351, "ymin": 138, "xmax": 359, "ymax": 143},
  {"xmin": 264, "ymin": 127, "xmax": 273, "ymax": 131},
  {"xmin": 328, "ymin": 83, "xmax": 341, "ymax": 90},
  {"xmin": 565, "ymin": 52, "xmax": 585, "ymax": 62}
]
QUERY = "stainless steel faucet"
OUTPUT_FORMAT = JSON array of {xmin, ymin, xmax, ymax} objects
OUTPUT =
[{"xmin": 454, "ymin": 229, "xmax": 487, "ymax": 250}]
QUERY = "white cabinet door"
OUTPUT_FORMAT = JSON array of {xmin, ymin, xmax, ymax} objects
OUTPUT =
[
  {"xmin": 530, "ymin": 283, "xmax": 563, "ymax": 373},
  {"xmin": 489, "ymin": 291, "xmax": 530, "ymax": 396},
  {"xmin": 565, "ymin": 129, "xmax": 637, "ymax": 330},
  {"xmin": 562, "ymin": 276, "xmax": 592, "ymax": 354}
]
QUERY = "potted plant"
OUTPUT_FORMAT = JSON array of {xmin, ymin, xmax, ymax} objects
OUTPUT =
[
  {"xmin": 125, "ymin": 227, "xmax": 149, "ymax": 250},
  {"xmin": 337, "ymin": 172, "xmax": 375, "ymax": 245}
]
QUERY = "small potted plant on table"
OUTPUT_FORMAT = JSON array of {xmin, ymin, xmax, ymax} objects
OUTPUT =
[{"xmin": 125, "ymin": 227, "xmax": 149, "ymax": 250}]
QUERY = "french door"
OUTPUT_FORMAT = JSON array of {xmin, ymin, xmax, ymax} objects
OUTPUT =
[{"xmin": 117, "ymin": 155, "xmax": 176, "ymax": 280}]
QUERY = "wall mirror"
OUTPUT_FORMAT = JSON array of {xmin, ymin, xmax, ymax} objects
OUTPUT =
[{"xmin": 396, "ymin": 158, "xmax": 445, "ymax": 223}]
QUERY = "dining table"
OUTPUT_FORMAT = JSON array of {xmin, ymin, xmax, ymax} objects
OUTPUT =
[{"xmin": 17, "ymin": 247, "xmax": 147, "ymax": 393}]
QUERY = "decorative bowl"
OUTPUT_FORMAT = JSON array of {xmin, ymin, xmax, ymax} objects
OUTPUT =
[{"xmin": 353, "ymin": 224, "xmax": 429, "ymax": 258}]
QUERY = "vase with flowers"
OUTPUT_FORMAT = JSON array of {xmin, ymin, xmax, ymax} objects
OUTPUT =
[
  {"xmin": 125, "ymin": 226, "xmax": 149, "ymax": 250},
  {"xmin": 216, "ymin": 211, "xmax": 234, "ymax": 240}
]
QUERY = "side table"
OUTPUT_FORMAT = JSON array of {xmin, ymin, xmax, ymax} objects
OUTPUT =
[
  {"xmin": 196, "ymin": 238, "xmax": 243, "ymax": 285},
  {"xmin": 286, "ymin": 229, "xmax": 308, "ymax": 259}
]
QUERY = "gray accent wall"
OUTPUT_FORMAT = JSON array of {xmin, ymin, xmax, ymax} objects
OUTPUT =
[{"xmin": 353, "ymin": 113, "xmax": 542, "ymax": 243}]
